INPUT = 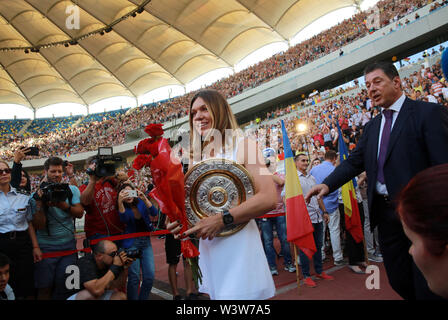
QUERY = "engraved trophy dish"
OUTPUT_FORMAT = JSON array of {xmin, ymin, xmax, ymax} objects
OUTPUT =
[{"xmin": 184, "ymin": 158, "xmax": 255, "ymax": 237}]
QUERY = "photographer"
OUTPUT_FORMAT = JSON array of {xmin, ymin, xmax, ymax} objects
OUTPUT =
[
  {"xmin": 117, "ymin": 182, "xmax": 158, "ymax": 300},
  {"xmin": 63, "ymin": 160, "xmax": 78, "ymax": 187},
  {"xmin": 31, "ymin": 157, "xmax": 84, "ymax": 300},
  {"xmin": 115, "ymin": 170, "xmax": 130, "ymax": 185},
  {"xmin": 67, "ymin": 240, "xmax": 133, "ymax": 300},
  {"xmin": 79, "ymin": 154, "xmax": 124, "ymax": 243}
]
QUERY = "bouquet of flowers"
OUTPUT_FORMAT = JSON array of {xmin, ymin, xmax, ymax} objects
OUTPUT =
[{"xmin": 132, "ymin": 124, "xmax": 202, "ymax": 285}]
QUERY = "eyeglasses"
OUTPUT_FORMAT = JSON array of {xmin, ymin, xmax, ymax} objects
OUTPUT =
[{"xmin": 0, "ymin": 169, "xmax": 11, "ymax": 175}]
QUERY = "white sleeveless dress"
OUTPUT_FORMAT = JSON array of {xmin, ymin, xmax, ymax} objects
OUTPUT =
[{"xmin": 196, "ymin": 139, "xmax": 276, "ymax": 300}]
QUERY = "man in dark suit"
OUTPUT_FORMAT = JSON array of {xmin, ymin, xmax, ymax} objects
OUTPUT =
[{"xmin": 305, "ymin": 61, "xmax": 448, "ymax": 300}]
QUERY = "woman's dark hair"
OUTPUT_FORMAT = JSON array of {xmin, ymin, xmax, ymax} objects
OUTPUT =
[
  {"xmin": 397, "ymin": 164, "xmax": 448, "ymax": 256},
  {"xmin": 117, "ymin": 182, "xmax": 139, "ymax": 208},
  {"xmin": 21, "ymin": 168, "xmax": 31, "ymax": 192}
]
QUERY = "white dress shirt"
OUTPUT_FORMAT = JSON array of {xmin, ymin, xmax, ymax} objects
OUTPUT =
[
  {"xmin": 297, "ymin": 171, "xmax": 323, "ymax": 224},
  {"xmin": 376, "ymin": 94, "xmax": 406, "ymax": 195}
]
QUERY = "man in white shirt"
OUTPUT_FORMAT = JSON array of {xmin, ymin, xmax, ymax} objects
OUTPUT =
[
  {"xmin": 431, "ymin": 76, "xmax": 443, "ymax": 97},
  {"xmin": 441, "ymin": 83, "xmax": 448, "ymax": 101},
  {"xmin": 426, "ymin": 90, "xmax": 438, "ymax": 103},
  {"xmin": 292, "ymin": 154, "xmax": 333, "ymax": 288}
]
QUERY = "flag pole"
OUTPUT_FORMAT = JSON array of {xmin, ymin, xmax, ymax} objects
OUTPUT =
[
  {"xmin": 363, "ymin": 239, "xmax": 369, "ymax": 265},
  {"xmin": 293, "ymin": 244, "xmax": 301, "ymax": 295},
  {"xmin": 363, "ymin": 231, "xmax": 369, "ymax": 266}
]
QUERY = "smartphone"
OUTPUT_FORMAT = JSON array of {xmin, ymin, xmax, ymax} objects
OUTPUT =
[
  {"xmin": 127, "ymin": 190, "xmax": 137, "ymax": 198},
  {"xmin": 24, "ymin": 147, "xmax": 39, "ymax": 156}
]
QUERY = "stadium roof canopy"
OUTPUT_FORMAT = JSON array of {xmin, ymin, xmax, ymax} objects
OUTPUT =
[{"xmin": 0, "ymin": 0, "xmax": 359, "ymax": 110}]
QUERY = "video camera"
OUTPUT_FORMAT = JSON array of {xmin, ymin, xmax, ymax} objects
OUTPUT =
[
  {"xmin": 86, "ymin": 147, "xmax": 122, "ymax": 178},
  {"xmin": 40, "ymin": 182, "xmax": 72, "ymax": 203}
]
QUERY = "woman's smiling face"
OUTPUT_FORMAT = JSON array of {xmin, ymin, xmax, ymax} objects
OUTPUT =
[{"xmin": 191, "ymin": 97, "xmax": 213, "ymax": 136}]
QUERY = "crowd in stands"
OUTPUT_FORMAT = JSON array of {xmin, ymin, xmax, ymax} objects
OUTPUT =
[
  {"xmin": 0, "ymin": 120, "xmax": 29, "ymax": 142},
  {"xmin": 250, "ymin": 56, "xmax": 447, "ymax": 163},
  {"xmin": 0, "ymin": 110, "xmax": 130, "ymax": 161},
  {"xmin": 1, "ymin": 0, "xmax": 446, "ymax": 163},
  {"xmin": 1, "ymin": 0, "xmax": 448, "ymax": 302},
  {"xmin": 16, "ymin": 53, "xmax": 447, "ymax": 210}
]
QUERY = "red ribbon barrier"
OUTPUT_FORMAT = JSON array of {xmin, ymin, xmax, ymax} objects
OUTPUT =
[
  {"xmin": 257, "ymin": 212, "xmax": 286, "ymax": 219},
  {"xmin": 41, "ymin": 229, "xmax": 171, "ymax": 260},
  {"xmin": 40, "ymin": 213, "xmax": 286, "ymax": 259}
]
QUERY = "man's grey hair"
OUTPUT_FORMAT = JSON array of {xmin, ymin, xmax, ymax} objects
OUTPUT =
[{"xmin": 92, "ymin": 240, "xmax": 108, "ymax": 255}]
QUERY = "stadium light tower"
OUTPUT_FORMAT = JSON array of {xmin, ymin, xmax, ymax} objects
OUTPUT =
[
  {"xmin": 295, "ymin": 120, "xmax": 311, "ymax": 160},
  {"xmin": 295, "ymin": 122, "xmax": 307, "ymax": 134}
]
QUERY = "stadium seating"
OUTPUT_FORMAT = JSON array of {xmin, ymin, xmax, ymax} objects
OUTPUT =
[{"xmin": 0, "ymin": 0, "xmax": 447, "ymax": 164}]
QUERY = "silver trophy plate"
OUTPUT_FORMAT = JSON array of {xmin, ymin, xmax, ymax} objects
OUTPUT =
[{"xmin": 184, "ymin": 158, "xmax": 255, "ymax": 237}]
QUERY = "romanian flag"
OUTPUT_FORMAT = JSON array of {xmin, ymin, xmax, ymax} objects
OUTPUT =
[
  {"xmin": 281, "ymin": 120, "xmax": 316, "ymax": 259},
  {"xmin": 336, "ymin": 123, "xmax": 364, "ymax": 243}
]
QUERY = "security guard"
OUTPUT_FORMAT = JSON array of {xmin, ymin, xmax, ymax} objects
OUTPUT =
[{"xmin": 0, "ymin": 160, "xmax": 38, "ymax": 299}]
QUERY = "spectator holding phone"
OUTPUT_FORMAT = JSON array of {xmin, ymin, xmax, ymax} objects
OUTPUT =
[
  {"xmin": 11, "ymin": 147, "xmax": 32, "ymax": 192},
  {"xmin": 117, "ymin": 182, "xmax": 158, "ymax": 300}
]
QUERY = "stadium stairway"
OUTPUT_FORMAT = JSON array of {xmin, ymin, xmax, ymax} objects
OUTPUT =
[
  {"xmin": 17, "ymin": 119, "xmax": 33, "ymax": 136},
  {"xmin": 72, "ymin": 115, "xmax": 85, "ymax": 128}
]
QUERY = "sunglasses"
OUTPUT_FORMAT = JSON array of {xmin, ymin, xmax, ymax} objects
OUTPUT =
[
  {"xmin": 0, "ymin": 168, "xmax": 11, "ymax": 175},
  {"xmin": 107, "ymin": 251, "xmax": 118, "ymax": 257}
]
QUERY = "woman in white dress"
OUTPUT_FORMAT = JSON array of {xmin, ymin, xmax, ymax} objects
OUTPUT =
[{"xmin": 168, "ymin": 89, "xmax": 277, "ymax": 300}]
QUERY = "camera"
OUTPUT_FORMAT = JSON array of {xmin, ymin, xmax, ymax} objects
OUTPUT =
[
  {"xmin": 119, "ymin": 248, "xmax": 142, "ymax": 260},
  {"xmin": 127, "ymin": 190, "xmax": 137, "ymax": 198},
  {"xmin": 86, "ymin": 147, "xmax": 123, "ymax": 177},
  {"xmin": 40, "ymin": 182, "xmax": 71, "ymax": 203}
]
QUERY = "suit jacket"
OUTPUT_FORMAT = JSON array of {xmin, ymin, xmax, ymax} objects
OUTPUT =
[{"xmin": 323, "ymin": 97, "xmax": 448, "ymax": 228}]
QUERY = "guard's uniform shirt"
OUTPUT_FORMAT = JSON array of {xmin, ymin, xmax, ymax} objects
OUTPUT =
[{"xmin": 0, "ymin": 186, "xmax": 33, "ymax": 233}]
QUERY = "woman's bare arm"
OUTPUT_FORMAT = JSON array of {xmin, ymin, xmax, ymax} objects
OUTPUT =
[{"xmin": 180, "ymin": 138, "xmax": 277, "ymax": 240}]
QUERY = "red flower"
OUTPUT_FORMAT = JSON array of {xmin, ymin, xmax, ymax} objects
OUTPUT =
[
  {"xmin": 132, "ymin": 154, "xmax": 152, "ymax": 170},
  {"xmin": 147, "ymin": 141, "xmax": 159, "ymax": 157},
  {"xmin": 136, "ymin": 137, "xmax": 156, "ymax": 154},
  {"xmin": 144, "ymin": 123, "xmax": 164, "ymax": 138},
  {"xmin": 127, "ymin": 169, "xmax": 135, "ymax": 178}
]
